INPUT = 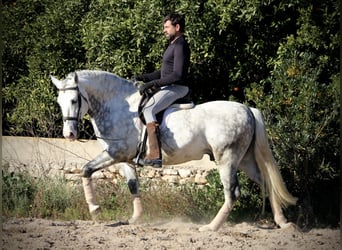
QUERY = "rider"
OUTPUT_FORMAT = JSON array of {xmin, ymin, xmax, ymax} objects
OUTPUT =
[{"xmin": 134, "ymin": 13, "xmax": 191, "ymax": 168}]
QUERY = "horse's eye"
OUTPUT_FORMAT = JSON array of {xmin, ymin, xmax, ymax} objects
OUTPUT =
[{"xmin": 71, "ymin": 99, "xmax": 78, "ymax": 104}]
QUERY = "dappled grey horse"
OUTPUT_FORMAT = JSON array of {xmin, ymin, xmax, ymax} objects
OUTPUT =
[{"xmin": 51, "ymin": 70, "xmax": 297, "ymax": 231}]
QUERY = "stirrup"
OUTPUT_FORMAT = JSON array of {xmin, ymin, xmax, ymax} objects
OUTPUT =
[{"xmin": 138, "ymin": 158, "xmax": 162, "ymax": 168}]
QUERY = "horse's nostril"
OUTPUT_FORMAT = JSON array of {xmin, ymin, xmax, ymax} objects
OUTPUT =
[{"xmin": 65, "ymin": 132, "xmax": 75, "ymax": 140}]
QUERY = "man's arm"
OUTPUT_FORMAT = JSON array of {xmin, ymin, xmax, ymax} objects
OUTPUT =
[{"xmin": 135, "ymin": 71, "xmax": 161, "ymax": 82}]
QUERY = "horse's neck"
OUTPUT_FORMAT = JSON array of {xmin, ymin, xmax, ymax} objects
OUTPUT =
[
  {"xmin": 78, "ymin": 74, "xmax": 140, "ymax": 127},
  {"xmin": 78, "ymin": 73, "xmax": 137, "ymax": 103}
]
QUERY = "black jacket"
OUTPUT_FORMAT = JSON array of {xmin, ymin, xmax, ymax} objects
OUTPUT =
[{"xmin": 136, "ymin": 35, "xmax": 190, "ymax": 87}]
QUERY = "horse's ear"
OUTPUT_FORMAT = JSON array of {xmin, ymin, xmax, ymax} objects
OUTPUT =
[
  {"xmin": 68, "ymin": 72, "xmax": 78, "ymax": 84},
  {"xmin": 74, "ymin": 72, "xmax": 78, "ymax": 84},
  {"xmin": 50, "ymin": 75, "xmax": 63, "ymax": 89}
]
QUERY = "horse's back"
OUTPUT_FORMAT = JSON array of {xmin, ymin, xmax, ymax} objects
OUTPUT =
[
  {"xmin": 161, "ymin": 100, "xmax": 255, "ymax": 164},
  {"xmin": 197, "ymin": 100, "xmax": 251, "ymax": 117},
  {"xmin": 195, "ymin": 100, "xmax": 254, "ymax": 142},
  {"xmin": 165, "ymin": 100, "xmax": 253, "ymax": 128}
]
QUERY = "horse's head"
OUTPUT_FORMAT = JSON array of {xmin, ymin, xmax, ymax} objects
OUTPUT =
[{"xmin": 51, "ymin": 72, "xmax": 89, "ymax": 140}]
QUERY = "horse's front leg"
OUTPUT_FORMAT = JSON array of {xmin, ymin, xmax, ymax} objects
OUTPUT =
[
  {"xmin": 81, "ymin": 150, "xmax": 115, "ymax": 219},
  {"xmin": 81, "ymin": 150, "xmax": 116, "ymax": 178},
  {"xmin": 82, "ymin": 177, "xmax": 101, "ymax": 218},
  {"xmin": 120, "ymin": 163, "xmax": 143, "ymax": 224},
  {"xmin": 80, "ymin": 150, "xmax": 143, "ymax": 223}
]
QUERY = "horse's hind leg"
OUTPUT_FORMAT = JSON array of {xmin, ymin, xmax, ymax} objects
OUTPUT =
[
  {"xmin": 199, "ymin": 158, "xmax": 240, "ymax": 232},
  {"xmin": 120, "ymin": 163, "xmax": 143, "ymax": 224},
  {"xmin": 238, "ymin": 148, "xmax": 262, "ymax": 185},
  {"xmin": 239, "ymin": 149, "xmax": 293, "ymax": 229}
]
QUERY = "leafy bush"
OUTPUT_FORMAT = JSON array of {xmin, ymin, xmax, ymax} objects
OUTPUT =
[
  {"xmin": 245, "ymin": 3, "xmax": 340, "ymax": 226},
  {"xmin": 2, "ymin": 170, "xmax": 36, "ymax": 216},
  {"xmin": 184, "ymin": 169, "xmax": 265, "ymax": 223},
  {"xmin": 2, "ymin": 0, "xmax": 89, "ymax": 137},
  {"xmin": 31, "ymin": 176, "xmax": 87, "ymax": 219},
  {"xmin": 2, "ymin": 170, "xmax": 88, "ymax": 220},
  {"xmin": 5, "ymin": 0, "xmax": 335, "ymax": 136}
]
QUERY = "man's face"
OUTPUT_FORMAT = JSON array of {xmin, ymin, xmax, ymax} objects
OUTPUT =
[{"xmin": 163, "ymin": 20, "xmax": 180, "ymax": 41}]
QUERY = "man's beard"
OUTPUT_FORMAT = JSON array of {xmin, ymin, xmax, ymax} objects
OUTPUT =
[{"xmin": 166, "ymin": 34, "xmax": 176, "ymax": 41}]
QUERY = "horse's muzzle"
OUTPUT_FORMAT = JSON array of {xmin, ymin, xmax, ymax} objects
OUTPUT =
[{"xmin": 63, "ymin": 121, "xmax": 79, "ymax": 140}]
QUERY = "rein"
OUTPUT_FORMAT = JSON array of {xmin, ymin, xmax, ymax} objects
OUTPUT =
[{"xmin": 95, "ymin": 136, "xmax": 125, "ymax": 141}]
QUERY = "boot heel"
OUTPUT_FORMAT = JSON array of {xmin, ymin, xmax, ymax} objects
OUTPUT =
[{"xmin": 138, "ymin": 158, "xmax": 162, "ymax": 168}]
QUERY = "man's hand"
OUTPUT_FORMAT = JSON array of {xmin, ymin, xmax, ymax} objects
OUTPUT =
[
  {"xmin": 139, "ymin": 82, "xmax": 156, "ymax": 95},
  {"xmin": 133, "ymin": 80, "xmax": 144, "ymax": 88},
  {"xmin": 131, "ymin": 77, "xmax": 143, "ymax": 87}
]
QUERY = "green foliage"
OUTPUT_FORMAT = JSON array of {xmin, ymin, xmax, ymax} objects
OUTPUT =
[
  {"xmin": 81, "ymin": 0, "xmax": 165, "ymax": 76},
  {"xmin": 2, "ymin": 166, "xmax": 337, "ymax": 226},
  {"xmin": 95, "ymin": 180, "xmax": 132, "ymax": 220},
  {"xmin": 31, "ymin": 176, "xmax": 86, "ymax": 219},
  {"xmin": 2, "ymin": 169, "xmax": 89, "ymax": 220},
  {"xmin": 5, "ymin": 0, "xmax": 338, "ymax": 136},
  {"xmin": 245, "ymin": 2, "xmax": 340, "ymax": 227},
  {"xmin": 2, "ymin": 0, "xmax": 89, "ymax": 137},
  {"xmin": 229, "ymin": 172, "xmax": 265, "ymax": 222},
  {"xmin": 184, "ymin": 170, "xmax": 224, "ymax": 221},
  {"xmin": 185, "ymin": 169, "xmax": 264, "ymax": 223},
  {"xmin": 139, "ymin": 180, "xmax": 200, "ymax": 220},
  {"xmin": 2, "ymin": 170, "xmax": 36, "ymax": 216},
  {"xmin": 1, "ymin": 168, "xmax": 262, "ymax": 223}
]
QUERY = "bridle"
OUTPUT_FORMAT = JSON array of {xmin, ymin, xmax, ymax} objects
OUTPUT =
[
  {"xmin": 58, "ymin": 86, "xmax": 88, "ymax": 123},
  {"xmin": 58, "ymin": 83, "xmax": 124, "ymax": 142}
]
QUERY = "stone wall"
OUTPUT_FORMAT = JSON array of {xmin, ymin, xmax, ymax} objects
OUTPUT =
[{"xmin": 2, "ymin": 136, "xmax": 216, "ymax": 185}]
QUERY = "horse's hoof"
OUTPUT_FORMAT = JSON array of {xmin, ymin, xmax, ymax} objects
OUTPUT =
[
  {"xmin": 279, "ymin": 222, "xmax": 300, "ymax": 231},
  {"xmin": 128, "ymin": 217, "xmax": 140, "ymax": 224},
  {"xmin": 198, "ymin": 225, "xmax": 215, "ymax": 232},
  {"xmin": 90, "ymin": 206, "xmax": 101, "ymax": 220}
]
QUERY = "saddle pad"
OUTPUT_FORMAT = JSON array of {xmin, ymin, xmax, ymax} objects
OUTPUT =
[
  {"xmin": 160, "ymin": 102, "xmax": 194, "ymax": 128},
  {"xmin": 170, "ymin": 102, "xmax": 195, "ymax": 109}
]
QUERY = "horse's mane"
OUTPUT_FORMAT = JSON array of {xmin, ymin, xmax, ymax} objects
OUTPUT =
[
  {"xmin": 75, "ymin": 70, "xmax": 136, "ymax": 93},
  {"xmin": 76, "ymin": 70, "xmax": 126, "ymax": 82}
]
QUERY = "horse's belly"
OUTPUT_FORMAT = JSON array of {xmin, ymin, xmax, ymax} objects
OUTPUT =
[
  {"xmin": 162, "ymin": 151, "xmax": 205, "ymax": 165},
  {"xmin": 161, "ymin": 125, "xmax": 209, "ymax": 165}
]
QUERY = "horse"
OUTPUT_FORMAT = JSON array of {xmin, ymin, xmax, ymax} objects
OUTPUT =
[{"xmin": 50, "ymin": 70, "xmax": 297, "ymax": 231}]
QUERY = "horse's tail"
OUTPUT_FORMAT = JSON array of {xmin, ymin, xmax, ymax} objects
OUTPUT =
[{"xmin": 250, "ymin": 107, "xmax": 297, "ymax": 208}]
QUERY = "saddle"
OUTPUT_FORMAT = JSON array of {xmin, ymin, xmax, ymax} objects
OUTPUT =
[
  {"xmin": 137, "ymin": 90, "xmax": 194, "ymax": 125},
  {"xmin": 134, "ymin": 90, "xmax": 194, "ymax": 166}
]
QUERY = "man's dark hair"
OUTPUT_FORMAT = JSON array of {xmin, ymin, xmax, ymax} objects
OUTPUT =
[{"xmin": 163, "ymin": 13, "xmax": 185, "ymax": 33}]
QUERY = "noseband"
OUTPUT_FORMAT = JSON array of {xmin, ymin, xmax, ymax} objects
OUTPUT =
[{"xmin": 59, "ymin": 86, "xmax": 88, "ymax": 123}]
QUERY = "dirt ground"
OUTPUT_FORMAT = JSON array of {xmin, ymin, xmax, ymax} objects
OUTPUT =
[{"xmin": 2, "ymin": 217, "xmax": 340, "ymax": 250}]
